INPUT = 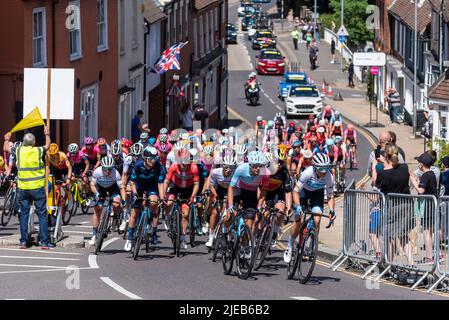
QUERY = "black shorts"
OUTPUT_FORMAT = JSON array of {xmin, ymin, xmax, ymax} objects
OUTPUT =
[
  {"xmin": 72, "ymin": 163, "xmax": 85, "ymax": 176},
  {"xmin": 95, "ymin": 184, "xmax": 121, "ymax": 206},
  {"xmin": 300, "ymin": 188, "xmax": 325, "ymax": 213},
  {"xmin": 266, "ymin": 188, "xmax": 286, "ymax": 203},
  {"xmin": 168, "ymin": 185, "xmax": 194, "ymax": 201},
  {"xmin": 216, "ymin": 185, "xmax": 228, "ymax": 200},
  {"xmin": 240, "ymin": 189, "xmax": 258, "ymax": 219},
  {"xmin": 50, "ymin": 168, "xmax": 68, "ymax": 182},
  {"xmin": 347, "ymin": 138, "xmax": 356, "ymax": 145}
]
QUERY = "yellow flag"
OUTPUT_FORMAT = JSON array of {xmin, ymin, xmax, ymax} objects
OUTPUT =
[{"xmin": 10, "ymin": 107, "xmax": 45, "ymax": 133}]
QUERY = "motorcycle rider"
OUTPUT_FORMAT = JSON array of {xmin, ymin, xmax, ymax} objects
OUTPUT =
[{"xmin": 244, "ymin": 72, "xmax": 259, "ymax": 100}]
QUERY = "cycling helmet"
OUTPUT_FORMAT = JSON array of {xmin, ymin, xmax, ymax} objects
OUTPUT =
[
  {"xmin": 249, "ymin": 72, "xmax": 256, "ymax": 78},
  {"xmin": 140, "ymin": 132, "xmax": 149, "ymax": 140},
  {"xmin": 111, "ymin": 141, "xmax": 122, "ymax": 156},
  {"xmin": 159, "ymin": 134, "xmax": 168, "ymax": 143},
  {"xmin": 157, "ymin": 143, "xmax": 171, "ymax": 153},
  {"xmin": 310, "ymin": 126, "xmax": 317, "ymax": 132},
  {"xmin": 312, "ymin": 153, "xmax": 330, "ymax": 168},
  {"xmin": 334, "ymin": 136, "xmax": 342, "ymax": 143},
  {"xmin": 309, "ymin": 114, "xmax": 315, "ymax": 120},
  {"xmin": 48, "ymin": 143, "xmax": 59, "ymax": 156},
  {"xmin": 319, "ymin": 120, "xmax": 326, "ymax": 127},
  {"xmin": 121, "ymin": 138, "xmax": 133, "ymax": 149},
  {"xmin": 317, "ymin": 127, "xmax": 325, "ymax": 134},
  {"xmin": 296, "ymin": 125, "xmax": 303, "ymax": 132},
  {"xmin": 160, "ymin": 128, "xmax": 168, "ymax": 135},
  {"xmin": 248, "ymin": 151, "xmax": 265, "ymax": 166},
  {"xmin": 289, "ymin": 122, "xmax": 296, "ymax": 128},
  {"xmin": 334, "ymin": 121, "xmax": 341, "ymax": 127},
  {"xmin": 130, "ymin": 143, "xmax": 144, "ymax": 156},
  {"xmin": 97, "ymin": 137, "xmax": 107, "ymax": 146},
  {"xmin": 264, "ymin": 152, "xmax": 274, "ymax": 164},
  {"xmin": 302, "ymin": 149, "xmax": 313, "ymax": 159},
  {"xmin": 256, "ymin": 116, "xmax": 263, "ymax": 122},
  {"xmin": 278, "ymin": 145, "xmax": 288, "ymax": 160},
  {"xmin": 347, "ymin": 124, "xmax": 354, "ymax": 130},
  {"xmin": 324, "ymin": 105, "xmax": 332, "ymax": 111},
  {"xmin": 326, "ymin": 139, "xmax": 334, "ymax": 147},
  {"xmin": 143, "ymin": 146, "xmax": 159, "ymax": 159},
  {"xmin": 84, "ymin": 136, "xmax": 94, "ymax": 145},
  {"xmin": 148, "ymin": 137, "xmax": 156, "ymax": 145},
  {"xmin": 13, "ymin": 141, "xmax": 22, "ymax": 149},
  {"xmin": 68, "ymin": 143, "xmax": 79, "ymax": 154},
  {"xmin": 235, "ymin": 144, "xmax": 248, "ymax": 155},
  {"xmin": 292, "ymin": 140, "xmax": 302, "ymax": 148},
  {"xmin": 101, "ymin": 155, "xmax": 115, "ymax": 169},
  {"xmin": 222, "ymin": 155, "xmax": 237, "ymax": 166},
  {"xmin": 267, "ymin": 120, "xmax": 274, "ymax": 129},
  {"xmin": 203, "ymin": 145, "xmax": 214, "ymax": 155},
  {"xmin": 335, "ymin": 110, "xmax": 340, "ymax": 116},
  {"xmin": 174, "ymin": 141, "xmax": 185, "ymax": 151}
]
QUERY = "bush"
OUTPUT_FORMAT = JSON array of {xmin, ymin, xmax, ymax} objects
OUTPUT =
[
  {"xmin": 433, "ymin": 138, "xmax": 449, "ymax": 169},
  {"xmin": 319, "ymin": 13, "xmax": 335, "ymax": 32}
]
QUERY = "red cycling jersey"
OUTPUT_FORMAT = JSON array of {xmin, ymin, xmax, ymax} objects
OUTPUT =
[{"xmin": 166, "ymin": 163, "xmax": 200, "ymax": 188}]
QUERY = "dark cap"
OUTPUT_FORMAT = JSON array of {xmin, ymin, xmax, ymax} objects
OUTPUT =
[
  {"xmin": 414, "ymin": 153, "xmax": 433, "ymax": 167},
  {"xmin": 442, "ymin": 156, "xmax": 449, "ymax": 167}
]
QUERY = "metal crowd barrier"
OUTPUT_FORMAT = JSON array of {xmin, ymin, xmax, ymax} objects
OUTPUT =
[
  {"xmin": 374, "ymin": 194, "xmax": 438, "ymax": 290},
  {"xmin": 427, "ymin": 196, "xmax": 449, "ymax": 293},
  {"xmin": 329, "ymin": 189, "xmax": 386, "ymax": 280}
]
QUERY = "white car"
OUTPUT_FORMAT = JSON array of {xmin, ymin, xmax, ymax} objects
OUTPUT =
[
  {"xmin": 285, "ymin": 85, "xmax": 323, "ymax": 118},
  {"xmin": 248, "ymin": 26, "xmax": 257, "ymax": 40}
]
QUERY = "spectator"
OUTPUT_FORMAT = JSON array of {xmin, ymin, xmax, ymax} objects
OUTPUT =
[
  {"xmin": 385, "ymin": 87, "xmax": 402, "ymax": 125},
  {"xmin": 330, "ymin": 38, "xmax": 336, "ymax": 64},
  {"xmin": 410, "ymin": 152, "xmax": 438, "ymax": 265},
  {"xmin": 367, "ymin": 130, "xmax": 405, "ymax": 177},
  {"xmin": 422, "ymin": 106, "xmax": 433, "ymax": 139},
  {"xmin": 180, "ymin": 102, "xmax": 194, "ymax": 131},
  {"xmin": 306, "ymin": 31, "xmax": 313, "ymax": 50},
  {"xmin": 302, "ymin": 23, "xmax": 308, "ymax": 42},
  {"xmin": 309, "ymin": 42, "xmax": 318, "ymax": 70},
  {"xmin": 193, "ymin": 104, "xmax": 209, "ymax": 131},
  {"xmin": 372, "ymin": 143, "xmax": 414, "ymax": 265},
  {"xmin": 441, "ymin": 156, "xmax": 449, "ymax": 196},
  {"xmin": 388, "ymin": 131, "xmax": 406, "ymax": 161},
  {"xmin": 347, "ymin": 58, "xmax": 355, "ymax": 88},
  {"xmin": 3, "ymin": 128, "xmax": 54, "ymax": 249},
  {"xmin": 131, "ymin": 110, "xmax": 150, "ymax": 143},
  {"xmin": 291, "ymin": 27, "xmax": 300, "ymax": 50},
  {"xmin": 331, "ymin": 20, "xmax": 336, "ymax": 32}
]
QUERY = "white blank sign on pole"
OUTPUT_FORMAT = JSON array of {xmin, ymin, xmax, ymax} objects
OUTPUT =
[
  {"xmin": 353, "ymin": 52, "xmax": 386, "ymax": 67},
  {"xmin": 23, "ymin": 68, "xmax": 75, "ymax": 120}
]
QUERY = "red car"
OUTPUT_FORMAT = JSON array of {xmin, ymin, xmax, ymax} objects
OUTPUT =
[{"xmin": 256, "ymin": 49, "xmax": 285, "ymax": 75}]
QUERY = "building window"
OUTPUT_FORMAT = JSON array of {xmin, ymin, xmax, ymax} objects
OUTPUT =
[
  {"xmin": 69, "ymin": 0, "xmax": 82, "ymax": 61},
  {"xmin": 120, "ymin": 0, "xmax": 125, "ymax": 54},
  {"xmin": 97, "ymin": 0, "xmax": 108, "ymax": 51},
  {"xmin": 221, "ymin": 0, "xmax": 225, "ymax": 23},
  {"xmin": 205, "ymin": 13, "xmax": 210, "ymax": 53},
  {"xmin": 193, "ymin": 17, "xmax": 198, "ymax": 60},
  {"xmin": 132, "ymin": 0, "xmax": 138, "ymax": 48},
  {"xmin": 80, "ymin": 84, "xmax": 98, "ymax": 144},
  {"xmin": 32, "ymin": 7, "xmax": 46, "ymax": 67},
  {"xmin": 185, "ymin": 0, "xmax": 189, "ymax": 39},
  {"xmin": 199, "ymin": 15, "xmax": 204, "ymax": 57}
]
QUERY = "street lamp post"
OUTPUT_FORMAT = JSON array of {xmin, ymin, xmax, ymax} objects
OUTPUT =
[
  {"xmin": 340, "ymin": 0, "xmax": 344, "ymax": 73},
  {"xmin": 413, "ymin": 0, "xmax": 418, "ymax": 137},
  {"xmin": 314, "ymin": 0, "xmax": 317, "ymax": 41},
  {"xmin": 281, "ymin": 0, "xmax": 284, "ymax": 31}
]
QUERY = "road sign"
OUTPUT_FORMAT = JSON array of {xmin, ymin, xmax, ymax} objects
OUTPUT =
[
  {"xmin": 338, "ymin": 35, "xmax": 347, "ymax": 43},
  {"xmin": 337, "ymin": 25, "xmax": 349, "ymax": 37},
  {"xmin": 370, "ymin": 66, "xmax": 379, "ymax": 75},
  {"xmin": 353, "ymin": 52, "xmax": 386, "ymax": 67}
]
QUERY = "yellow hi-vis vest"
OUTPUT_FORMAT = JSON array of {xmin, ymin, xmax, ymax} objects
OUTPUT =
[{"xmin": 16, "ymin": 146, "xmax": 46, "ymax": 190}]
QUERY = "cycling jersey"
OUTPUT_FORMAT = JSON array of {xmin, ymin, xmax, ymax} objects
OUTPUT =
[
  {"xmin": 201, "ymin": 157, "xmax": 214, "ymax": 172},
  {"xmin": 166, "ymin": 163, "xmax": 200, "ymax": 188},
  {"xmin": 92, "ymin": 167, "xmax": 122, "ymax": 189},
  {"xmin": 210, "ymin": 168, "xmax": 235, "ymax": 189},
  {"xmin": 112, "ymin": 153, "xmax": 132, "ymax": 175},
  {"xmin": 266, "ymin": 166, "xmax": 292, "ymax": 192},
  {"xmin": 48, "ymin": 152, "xmax": 69, "ymax": 170},
  {"xmin": 331, "ymin": 127, "xmax": 343, "ymax": 137},
  {"xmin": 330, "ymin": 114, "xmax": 343, "ymax": 124},
  {"xmin": 165, "ymin": 151, "xmax": 176, "ymax": 170},
  {"xmin": 122, "ymin": 155, "xmax": 135, "ymax": 175},
  {"xmin": 131, "ymin": 160, "xmax": 166, "ymax": 194},
  {"xmin": 230, "ymin": 163, "xmax": 269, "ymax": 192},
  {"xmin": 288, "ymin": 149, "xmax": 302, "ymax": 164},
  {"xmin": 313, "ymin": 146, "xmax": 328, "ymax": 155},
  {"xmin": 256, "ymin": 120, "xmax": 266, "ymax": 130},
  {"xmin": 67, "ymin": 151, "xmax": 87, "ymax": 165},
  {"xmin": 81, "ymin": 145, "xmax": 100, "ymax": 163},
  {"xmin": 294, "ymin": 166, "xmax": 334, "ymax": 195},
  {"xmin": 196, "ymin": 160, "xmax": 210, "ymax": 190},
  {"xmin": 344, "ymin": 129, "xmax": 357, "ymax": 141},
  {"xmin": 322, "ymin": 110, "xmax": 334, "ymax": 121}
]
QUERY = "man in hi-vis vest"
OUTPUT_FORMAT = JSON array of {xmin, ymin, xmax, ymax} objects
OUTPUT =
[{"xmin": 3, "ymin": 127, "xmax": 54, "ymax": 249}]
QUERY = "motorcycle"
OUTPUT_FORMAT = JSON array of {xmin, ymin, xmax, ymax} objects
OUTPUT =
[{"xmin": 245, "ymin": 82, "xmax": 260, "ymax": 106}]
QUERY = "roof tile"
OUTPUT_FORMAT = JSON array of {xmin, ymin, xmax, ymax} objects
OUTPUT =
[{"xmin": 389, "ymin": 0, "xmax": 432, "ymax": 34}]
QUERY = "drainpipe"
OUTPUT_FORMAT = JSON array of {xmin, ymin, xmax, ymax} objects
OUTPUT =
[
  {"xmin": 440, "ymin": 0, "xmax": 445, "ymax": 75},
  {"xmin": 144, "ymin": 19, "xmax": 150, "ymax": 105}
]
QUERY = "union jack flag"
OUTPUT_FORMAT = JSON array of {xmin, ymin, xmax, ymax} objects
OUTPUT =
[{"xmin": 154, "ymin": 42, "xmax": 187, "ymax": 74}]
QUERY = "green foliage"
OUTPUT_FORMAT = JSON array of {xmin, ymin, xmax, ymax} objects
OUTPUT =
[
  {"xmin": 319, "ymin": 13, "xmax": 335, "ymax": 32},
  {"xmin": 328, "ymin": 0, "xmax": 375, "ymax": 48},
  {"xmin": 433, "ymin": 138, "xmax": 449, "ymax": 169},
  {"xmin": 366, "ymin": 72, "xmax": 375, "ymax": 102}
]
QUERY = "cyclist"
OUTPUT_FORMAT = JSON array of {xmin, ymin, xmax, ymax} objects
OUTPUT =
[
  {"xmin": 97, "ymin": 138, "xmax": 110, "ymax": 160},
  {"xmin": 110, "ymin": 141, "xmax": 131, "ymax": 176},
  {"xmin": 321, "ymin": 105, "xmax": 334, "ymax": 124},
  {"xmin": 5, "ymin": 141, "xmax": 20, "ymax": 178},
  {"xmin": 333, "ymin": 136, "xmax": 347, "ymax": 184},
  {"xmin": 330, "ymin": 110, "xmax": 343, "ymax": 126},
  {"xmin": 297, "ymin": 149, "xmax": 313, "ymax": 173},
  {"xmin": 313, "ymin": 138, "xmax": 328, "ymax": 156},
  {"xmin": 227, "ymin": 151, "xmax": 269, "ymax": 235},
  {"xmin": 81, "ymin": 137, "xmax": 101, "ymax": 170},
  {"xmin": 287, "ymin": 122, "xmax": 297, "ymax": 141},
  {"xmin": 163, "ymin": 148, "xmax": 200, "ymax": 250},
  {"xmin": 283, "ymin": 153, "xmax": 336, "ymax": 263},
  {"xmin": 124, "ymin": 146, "xmax": 166, "ymax": 251},
  {"xmin": 262, "ymin": 146, "xmax": 292, "ymax": 246},
  {"xmin": 343, "ymin": 123, "xmax": 357, "ymax": 168},
  {"xmin": 139, "ymin": 132, "xmax": 150, "ymax": 148},
  {"xmin": 287, "ymin": 140, "xmax": 302, "ymax": 178},
  {"xmin": 190, "ymin": 148, "xmax": 210, "ymax": 236},
  {"xmin": 67, "ymin": 143, "xmax": 89, "ymax": 181},
  {"xmin": 316, "ymin": 126, "xmax": 327, "ymax": 142},
  {"xmin": 329, "ymin": 121, "xmax": 343, "ymax": 138},
  {"xmin": 89, "ymin": 156, "xmax": 127, "ymax": 246},
  {"xmin": 204, "ymin": 155, "xmax": 238, "ymax": 247},
  {"xmin": 255, "ymin": 116, "xmax": 266, "ymax": 146},
  {"xmin": 305, "ymin": 114, "xmax": 317, "ymax": 132},
  {"xmin": 156, "ymin": 142, "xmax": 171, "ymax": 168}
]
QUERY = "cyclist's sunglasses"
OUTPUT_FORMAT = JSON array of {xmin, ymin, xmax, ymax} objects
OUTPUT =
[
  {"xmin": 85, "ymin": 143, "xmax": 93, "ymax": 147},
  {"xmin": 249, "ymin": 164, "xmax": 263, "ymax": 169},
  {"xmin": 223, "ymin": 165, "xmax": 235, "ymax": 170},
  {"xmin": 316, "ymin": 167, "xmax": 329, "ymax": 174},
  {"xmin": 102, "ymin": 168, "xmax": 112, "ymax": 173},
  {"xmin": 144, "ymin": 156, "xmax": 158, "ymax": 162}
]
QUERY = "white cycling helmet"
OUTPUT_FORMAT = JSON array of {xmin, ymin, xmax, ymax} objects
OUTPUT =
[
  {"xmin": 189, "ymin": 148, "xmax": 199, "ymax": 159},
  {"xmin": 235, "ymin": 144, "xmax": 248, "ymax": 155},
  {"xmin": 222, "ymin": 155, "xmax": 237, "ymax": 166},
  {"xmin": 249, "ymin": 72, "xmax": 256, "ymax": 78},
  {"xmin": 319, "ymin": 119, "xmax": 326, "ymax": 127},
  {"xmin": 302, "ymin": 149, "xmax": 313, "ymax": 159},
  {"xmin": 203, "ymin": 145, "xmax": 214, "ymax": 155},
  {"xmin": 256, "ymin": 116, "xmax": 263, "ymax": 122},
  {"xmin": 264, "ymin": 152, "xmax": 274, "ymax": 164},
  {"xmin": 174, "ymin": 141, "xmax": 185, "ymax": 152},
  {"xmin": 101, "ymin": 155, "xmax": 115, "ymax": 169},
  {"xmin": 248, "ymin": 151, "xmax": 265, "ymax": 165},
  {"xmin": 317, "ymin": 127, "xmax": 325, "ymax": 134},
  {"xmin": 160, "ymin": 128, "xmax": 168, "ymax": 134},
  {"xmin": 181, "ymin": 133, "xmax": 190, "ymax": 140},
  {"xmin": 111, "ymin": 142, "xmax": 122, "ymax": 156},
  {"xmin": 334, "ymin": 121, "xmax": 341, "ymax": 127},
  {"xmin": 140, "ymin": 132, "xmax": 149, "ymax": 140},
  {"xmin": 312, "ymin": 153, "xmax": 330, "ymax": 168},
  {"xmin": 68, "ymin": 143, "xmax": 79, "ymax": 154},
  {"xmin": 130, "ymin": 143, "xmax": 144, "ymax": 156},
  {"xmin": 159, "ymin": 134, "xmax": 168, "ymax": 143}
]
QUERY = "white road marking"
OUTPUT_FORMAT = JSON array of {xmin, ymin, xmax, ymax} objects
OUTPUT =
[
  {"xmin": 0, "ymin": 263, "xmax": 68, "ymax": 269},
  {"xmin": 88, "ymin": 255, "xmax": 99, "ymax": 269},
  {"xmin": 61, "ymin": 230, "xmax": 92, "ymax": 235},
  {"xmin": 0, "ymin": 266, "xmax": 96, "ymax": 275},
  {"xmin": 275, "ymin": 105, "xmax": 283, "ymax": 111},
  {"xmin": 80, "ymin": 221, "xmax": 90, "ymax": 225},
  {"xmin": 102, "ymin": 237, "xmax": 119, "ymax": 250},
  {"xmin": 269, "ymin": 98, "xmax": 275, "ymax": 104},
  {"xmin": 0, "ymin": 255, "xmax": 80, "ymax": 261},
  {"xmin": 290, "ymin": 297, "xmax": 318, "ymax": 300},
  {"xmin": 100, "ymin": 277, "xmax": 142, "ymax": 300},
  {"xmin": 5, "ymin": 299, "xmax": 25, "ymax": 300},
  {"xmin": 351, "ymin": 94, "xmax": 363, "ymax": 97},
  {"xmin": 0, "ymin": 248, "xmax": 83, "ymax": 255},
  {"xmin": 63, "ymin": 225, "xmax": 93, "ymax": 228}
]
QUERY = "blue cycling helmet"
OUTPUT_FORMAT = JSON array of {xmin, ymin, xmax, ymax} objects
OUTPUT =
[
  {"xmin": 292, "ymin": 140, "xmax": 302, "ymax": 148},
  {"xmin": 326, "ymin": 139, "xmax": 334, "ymax": 147},
  {"xmin": 148, "ymin": 137, "xmax": 156, "ymax": 145},
  {"xmin": 267, "ymin": 120, "xmax": 274, "ymax": 129},
  {"xmin": 334, "ymin": 136, "xmax": 342, "ymax": 143}
]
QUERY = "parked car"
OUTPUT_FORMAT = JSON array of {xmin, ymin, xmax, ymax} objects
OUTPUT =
[
  {"xmin": 226, "ymin": 23, "xmax": 237, "ymax": 44},
  {"xmin": 285, "ymin": 85, "xmax": 323, "ymax": 118},
  {"xmin": 256, "ymin": 49, "xmax": 285, "ymax": 75},
  {"xmin": 278, "ymin": 72, "xmax": 310, "ymax": 100}
]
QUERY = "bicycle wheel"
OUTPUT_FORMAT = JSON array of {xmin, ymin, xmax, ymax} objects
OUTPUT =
[
  {"xmin": 221, "ymin": 231, "xmax": 234, "ymax": 275},
  {"xmin": 211, "ymin": 222, "xmax": 223, "ymax": 262},
  {"xmin": 133, "ymin": 211, "xmax": 147, "ymax": 260},
  {"xmin": 80, "ymin": 189, "xmax": 91, "ymax": 214},
  {"xmin": 287, "ymin": 242, "xmax": 301, "ymax": 280},
  {"xmin": 94, "ymin": 209, "xmax": 109, "ymax": 255},
  {"xmin": 235, "ymin": 225, "xmax": 255, "ymax": 280},
  {"xmin": 297, "ymin": 228, "xmax": 318, "ymax": 284},
  {"xmin": 254, "ymin": 224, "xmax": 274, "ymax": 270},
  {"xmin": 62, "ymin": 193, "xmax": 74, "ymax": 226},
  {"xmin": 189, "ymin": 206, "xmax": 196, "ymax": 248},
  {"xmin": 1, "ymin": 190, "xmax": 16, "ymax": 227},
  {"xmin": 175, "ymin": 209, "xmax": 181, "ymax": 257}
]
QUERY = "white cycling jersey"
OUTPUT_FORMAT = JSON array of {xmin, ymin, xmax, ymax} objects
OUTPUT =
[
  {"xmin": 294, "ymin": 166, "xmax": 334, "ymax": 194},
  {"xmin": 92, "ymin": 167, "xmax": 122, "ymax": 189}
]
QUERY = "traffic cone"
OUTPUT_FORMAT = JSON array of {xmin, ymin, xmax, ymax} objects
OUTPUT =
[
  {"xmin": 321, "ymin": 82, "xmax": 327, "ymax": 95},
  {"xmin": 327, "ymin": 85, "xmax": 333, "ymax": 98},
  {"xmin": 334, "ymin": 92, "xmax": 344, "ymax": 101}
]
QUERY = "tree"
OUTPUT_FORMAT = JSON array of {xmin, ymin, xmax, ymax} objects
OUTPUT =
[{"xmin": 329, "ymin": 0, "xmax": 374, "ymax": 48}]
